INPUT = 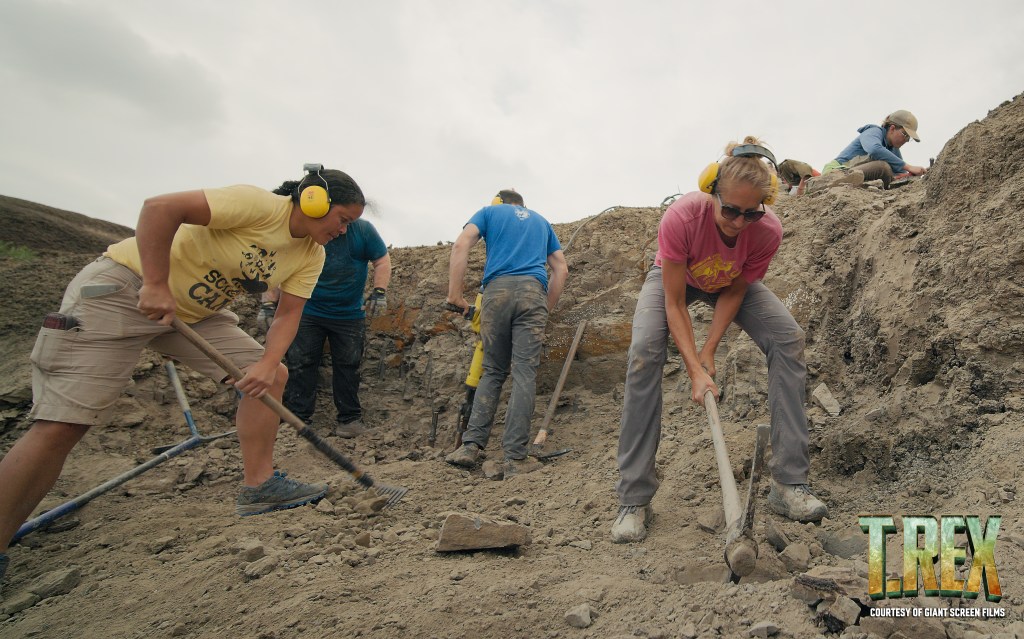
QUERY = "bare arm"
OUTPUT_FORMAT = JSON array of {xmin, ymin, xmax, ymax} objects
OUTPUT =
[
  {"xmin": 662, "ymin": 259, "xmax": 718, "ymax": 404},
  {"xmin": 446, "ymin": 224, "xmax": 481, "ymax": 312},
  {"xmin": 371, "ymin": 252, "xmax": 392, "ymax": 289},
  {"xmin": 135, "ymin": 190, "xmax": 212, "ymax": 325},
  {"xmin": 545, "ymin": 249, "xmax": 568, "ymax": 312},
  {"xmin": 233, "ymin": 290, "xmax": 306, "ymax": 398}
]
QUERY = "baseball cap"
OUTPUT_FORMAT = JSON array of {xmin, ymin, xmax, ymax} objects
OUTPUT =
[{"xmin": 887, "ymin": 110, "xmax": 920, "ymax": 142}]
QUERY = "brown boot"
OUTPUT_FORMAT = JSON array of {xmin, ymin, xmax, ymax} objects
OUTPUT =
[
  {"xmin": 445, "ymin": 443, "xmax": 483, "ymax": 468},
  {"xmin": 503, "ymin": 457, "xmax": 543, "ymax": 478}
]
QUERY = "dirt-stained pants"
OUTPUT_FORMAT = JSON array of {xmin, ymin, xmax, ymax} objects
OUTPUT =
[
  {"xmin": 850, "ymin": 160, "xmax": 895, "ymax": 188},
  {"xmin": 616, "ymin": 268, "xmax": 810, "ymax": 506},
  {"xmin": 462, "ymin": 276, "xmax": 548, "ymax": 460}
]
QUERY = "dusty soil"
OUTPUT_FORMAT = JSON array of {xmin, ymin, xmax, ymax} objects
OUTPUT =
[{"xmin": 1, "ymin": 93, "xmax": 1024, "ymax": 639}]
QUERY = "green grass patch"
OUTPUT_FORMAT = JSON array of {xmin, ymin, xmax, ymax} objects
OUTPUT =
[{"xmin": 0, "ymin": 240, "xmax": 37, "ymax": 261}]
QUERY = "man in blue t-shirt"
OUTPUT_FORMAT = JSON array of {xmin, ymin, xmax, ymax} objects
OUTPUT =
[
  {"xmin": 444, "ymin": 189, "xmax": 568, "ymax": 477},
  {"xmin": 265, "ymin": 218, "xmax": 390, "ymax": 437}
]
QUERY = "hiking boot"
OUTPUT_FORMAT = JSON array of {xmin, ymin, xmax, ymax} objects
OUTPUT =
[
  {"xmin": 235, "ymin": 470, "xmax": 328, "ymax": 517},
  {"xmin": 445, "ymin": 442, "xmax": 483, "ymax": 468},
  {"xmin": 335, "ymin": 419, "xmax": 367, "ymax": 438},
  {"xmin": 767, "ymin": 481, "xmax": 828, "ymax": 523},
  {"xmin": 503, "ymin": 457, "xmax": 543, "ymax": 478},
  {"xmin": 610, "ymin": 504, "xmax": 654, "ymax": 543},
  {"xmin": 806, "ymin": 169, "xmax": 864, "ymax": 193}
]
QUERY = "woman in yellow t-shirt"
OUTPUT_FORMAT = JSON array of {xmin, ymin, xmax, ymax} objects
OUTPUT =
[{"xmin": 0, "ymin": 167, "xmax": 366, "ymax": 581}]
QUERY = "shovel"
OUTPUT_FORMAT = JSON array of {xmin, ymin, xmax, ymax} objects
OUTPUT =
[
  {"xmin": 703, "ymin": 390, "xmax": 761, "ymax": 581},
  {"xmin": 170, "ymin": 318, "xmax": 408, "ymax": 508},
  {"xmin": 531, "ymin": 320, "xmax": 586, "ymax": 457}
]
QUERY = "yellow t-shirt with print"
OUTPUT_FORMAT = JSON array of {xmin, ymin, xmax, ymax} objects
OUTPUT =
[{"xmin": 105, "ymin": 185, "xmax": 326, "ymax": 323}]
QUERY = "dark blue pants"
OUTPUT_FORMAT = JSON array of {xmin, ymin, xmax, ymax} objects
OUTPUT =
[{"xmin": 283, "ymin": 315, "xmax": 365, "ymax": 424}]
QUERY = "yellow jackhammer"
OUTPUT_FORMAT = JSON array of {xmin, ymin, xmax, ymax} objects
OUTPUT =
[{"xmin": 445, "ymin": 293, "xmax": 486, "ymax": 449}]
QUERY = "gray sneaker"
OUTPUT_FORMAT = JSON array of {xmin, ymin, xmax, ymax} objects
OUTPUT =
[
  {"xmin": 335, "ymin": 419, "xmax": 368, "ymax": 438},
  {"xmin": 445, "ymin": 442, "xmax": 483, "ymax": 468},
  {"xmin": 610, "ymin": 504, "xmax": 654, "ymax": 543},
  {"xmin": 236, "ymin": 470, "xmax": 328, "ymax": 517},
  {"xmin": 767, "ymin": 481, "xmax": 828, "ymax": 522}
]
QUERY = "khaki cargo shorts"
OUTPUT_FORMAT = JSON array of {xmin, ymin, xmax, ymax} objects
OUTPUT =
[{"xmin": 29, "ymin": 257, "xmax": 263, "ymax": 426}]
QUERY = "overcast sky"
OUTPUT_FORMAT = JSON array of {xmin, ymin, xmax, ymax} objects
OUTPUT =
[{"xmin": 1, "ymin": 1, "xmax": 1022, "ymax": 248}]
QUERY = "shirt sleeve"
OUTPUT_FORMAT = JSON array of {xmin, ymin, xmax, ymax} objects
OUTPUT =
[
  {"xmin": 657, "ymin": 200, "xmax": 696, "ymax": 264},
  {"xmin": 467, "ymin": 207, "xmax": 490, "ymax": 238},
  {"xmin": 358, "ymin": 222, "xmax": 388, "ymax": 261},
  {"xmin": 202, "ymin": 186, "xmax": 283, "ymax": 230},
  {"xmin": 858, "ymin": 127, "xmax": 907, "ymax": 173},
  {"xmin": 740, "ymin": 218, "xmax": 781, "ymax": 283},
  {"xmin": 279, "ymin": 248, "xmax": 326, "ymax": 299},
  {"xmin": 546, "ymin": 224, "xmax": 562, "ymax": 255}
]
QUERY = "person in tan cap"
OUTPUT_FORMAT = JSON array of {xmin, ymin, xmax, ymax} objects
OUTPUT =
[{"xmin": 816, "ymin": 110, "xmax": 928, "ymax": 189}]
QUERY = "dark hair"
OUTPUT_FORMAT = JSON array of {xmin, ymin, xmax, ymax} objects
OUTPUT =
[
  {"xmin": 497, "ymin": 189, "xmax": 524, "ymax": 206},
  {"xmin": 273, "ymin": 169, "xmax": 366, "ymax": 207}
]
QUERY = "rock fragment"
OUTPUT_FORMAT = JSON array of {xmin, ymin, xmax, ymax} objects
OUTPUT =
[
  {"xmin": 811, "ymin": 383, "xmax": 841, "ymax": 416},
  {"xmin": 564, "ymin": 603, "xmax": 593, "ymax": 628},
  {"xmin": 748, "ymin": 621, "xmax": 780, "ymax": 637},
  {"xmin": 435, "ymin": 513, "xmax": 531, "ymax": 552}
]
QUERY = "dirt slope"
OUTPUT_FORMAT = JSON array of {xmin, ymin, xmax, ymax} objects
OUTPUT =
[{"xmin": 1, "ymin": 94, "xmax": 1023, "ymax": 639}]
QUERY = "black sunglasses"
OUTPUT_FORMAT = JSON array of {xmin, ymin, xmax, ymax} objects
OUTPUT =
[{"xmin": 716, "ymin": 194, "xmax": 765, "ymax": 223}]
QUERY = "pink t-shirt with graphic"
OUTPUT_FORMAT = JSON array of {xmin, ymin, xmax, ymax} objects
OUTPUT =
[{"xmin": 655, "ymin": 191, "xmax": 782, "ymax": 293}]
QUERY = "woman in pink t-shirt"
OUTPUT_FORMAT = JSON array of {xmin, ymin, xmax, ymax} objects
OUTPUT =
[{"xmin": 611, "ymin": 137, "xmax": 828, "ymax": 544}]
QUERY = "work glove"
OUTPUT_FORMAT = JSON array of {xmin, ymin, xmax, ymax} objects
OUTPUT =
[
  {"xmin": 365, "ymin": 287, "xmax": 387, "ymax": 318},
  {"xmin": 256, "ymin": 302, "xmax": 276, "ymax": 334}
]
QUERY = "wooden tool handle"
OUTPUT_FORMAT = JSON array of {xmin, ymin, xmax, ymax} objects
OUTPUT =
[
  {"xmin": 533, "ymin": 320, "xmax": 587, "ymax": 445},
  {"xmin": 704, "ymin": 390, "xmax": 741, "ymax": 532},
  {"xmin": 171, "ymin": 317, "xmax": 374, "ymax": 487}
]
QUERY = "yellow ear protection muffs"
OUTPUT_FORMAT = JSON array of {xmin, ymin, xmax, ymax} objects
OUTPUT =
[
  {"xmin": 697, "ymin": 144, "xmax": 780, "ymax": 205},
  {"xmin": 299, "ymin": 163, "xmax": 331, "ymax": 218},
  {"xmin": 491, "ymin": 194, "xmax": 504, "ymax": 205}
]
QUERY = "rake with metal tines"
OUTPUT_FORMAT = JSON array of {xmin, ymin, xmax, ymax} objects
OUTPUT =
[{"xmin": 171, "ymin": 318, "xmax": 408, "ymax": 508}]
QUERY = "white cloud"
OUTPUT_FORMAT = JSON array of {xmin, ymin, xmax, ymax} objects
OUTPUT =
[{"xmin": 0, "ymin": 0, "xmax": 1022, "ymax": 247}]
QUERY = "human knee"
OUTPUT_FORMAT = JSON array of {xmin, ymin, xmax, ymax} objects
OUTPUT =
[
  {"xmin": 626, "ymin": 342, "xmax": 666, "ymax": 375},
  {"xmin": 774, "ymin": 326, "xmax": 806, "ymax": 359},
  {"xmin": 275, "ymin": 362, "xmax": 289, "ymax": 388},
  {"xmin": 30, "ymin": 420, "xmax": 90, "ymax": 450}
]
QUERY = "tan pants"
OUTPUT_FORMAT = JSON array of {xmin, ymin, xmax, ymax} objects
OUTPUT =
[{"xmin": 30, "ymin": 257, "xmax": 262, "ymax": 426}]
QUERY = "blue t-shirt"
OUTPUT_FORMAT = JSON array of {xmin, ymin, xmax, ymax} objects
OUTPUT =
[
  {"xmin": 302, "ymin": 219, "xmax": 387, "ymax": 320},
  {"xmin": 468, "ymin": 204, "xmax": 561, "ymax": 289}
]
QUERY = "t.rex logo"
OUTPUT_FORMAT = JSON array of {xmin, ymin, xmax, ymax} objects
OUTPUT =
[
  {"xmin": 234, "ymin": 245, "xmax": 277, "ymax": 294},
  {"xmin": 689, "ymin": 254, "xmax": 740, "ymax": 292}
]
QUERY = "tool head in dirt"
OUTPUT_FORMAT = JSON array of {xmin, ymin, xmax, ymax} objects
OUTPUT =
[
  {"xmin": 373, "ymin": 484, "xmax": 409, "ymax": 508},
  {"xmin": 531, "ymin": 447, "xmax": 572, "ymax": 460}
]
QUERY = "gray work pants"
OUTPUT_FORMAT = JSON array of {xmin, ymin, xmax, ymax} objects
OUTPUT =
[
  {"xmin": 616, "ymin": 268, "xmax": 810, "ymax": 506},
  {"xmin": 462, "ymin": 276, "xmax": 548, "ymax": 460}
]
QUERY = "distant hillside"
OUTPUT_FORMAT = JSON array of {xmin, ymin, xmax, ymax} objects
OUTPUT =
[{"xmin": 0, "ymin": 194, "xmax": 133, "ymax": 254}]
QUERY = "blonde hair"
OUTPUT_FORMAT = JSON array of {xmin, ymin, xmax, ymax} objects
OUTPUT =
[{"xmin": 718, "ymin": 135, "xmax": 775, "ymax": 199}]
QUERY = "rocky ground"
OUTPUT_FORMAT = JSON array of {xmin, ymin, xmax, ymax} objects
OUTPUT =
[{"xmin": 1, "ymin": 93, "xmax": 1023, "ymax": 639}]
